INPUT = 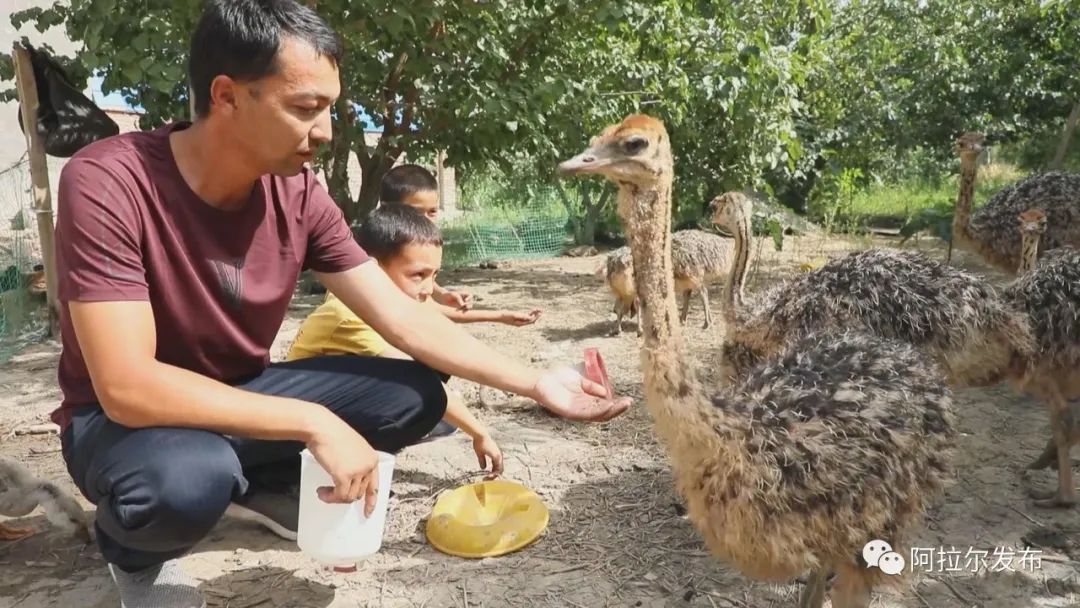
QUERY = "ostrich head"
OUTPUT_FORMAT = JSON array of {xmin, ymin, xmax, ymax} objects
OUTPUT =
[
  {"xmin": 558, "ymin": 115, "xmax": 673, "ymax": 234},
  {"xmin": 1018, "ymin": 208, "xmax": 1047, "ymax": 237},
  {"xmin": 954, "ymin": 132, "xmax": 985, "ymax": 160},
  {"xmin": 708, "ymin": 191, "xmax": 753, "ymax": 231}
]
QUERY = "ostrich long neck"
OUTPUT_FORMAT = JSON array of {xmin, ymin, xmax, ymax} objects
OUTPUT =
[
  {"xmin": 722, "ymin": 208, "xmax": 751, "ymax": 326},
  {"xmin": 1018, "ymin": 230, "xmax": 1042, "ymax": 274},
  {"xmin": 622, "ymin": 178, "xmax": 714, "ymax": 456},
  {"xmin": 952, "ymin": 153, "xmax": 978, "ymax": 243}
]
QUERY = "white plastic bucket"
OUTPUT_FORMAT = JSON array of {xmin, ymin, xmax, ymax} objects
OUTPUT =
[{"xmin": 296, "ymin": 449, "xmax": 395, "ymax": 569}]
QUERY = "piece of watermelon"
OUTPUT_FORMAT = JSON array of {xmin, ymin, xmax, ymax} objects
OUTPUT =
[{"xmin": 583, "ymin": 347, "xmax": 614, "ymax": 398}]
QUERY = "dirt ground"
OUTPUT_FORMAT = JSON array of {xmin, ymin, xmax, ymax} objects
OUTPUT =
[{"xmin": 2, "ymin": 233, "xmax": 1079, "ymax": 608}]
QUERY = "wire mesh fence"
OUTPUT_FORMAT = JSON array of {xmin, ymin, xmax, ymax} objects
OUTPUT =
[
  {"xmin": 0, "ymin": 156, "xmax": 51, "ymax": 363},
  {"xmin": 440, "ymin": 183, "xmax": 573, "ymax": 269}
]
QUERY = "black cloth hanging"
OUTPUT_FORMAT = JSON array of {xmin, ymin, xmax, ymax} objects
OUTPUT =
[{"xmin": 16, "ymin": 41, "xmax": 120, "ymax": 157}]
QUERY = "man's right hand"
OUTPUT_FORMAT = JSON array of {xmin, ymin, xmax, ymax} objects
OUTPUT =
[{"xmin": 306, "ymin": 411, "xmax": 380, "ymax": 517}]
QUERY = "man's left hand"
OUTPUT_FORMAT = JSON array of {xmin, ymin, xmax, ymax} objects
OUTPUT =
[{"xmin": 531, "ymin": 366, "xmax": 631, "ymax": 422}]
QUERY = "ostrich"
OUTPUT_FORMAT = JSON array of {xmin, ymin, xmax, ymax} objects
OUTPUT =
[
  {"xmin": 952, "ymin": 132, "xmax": 1080, "ymax": 273},
  {"xmin": 1, "ymin": 456, "xmax": 91, "ymax": 542},
  {"xmin": 559, "ymin": 114, "xmax": 957, "ymax": 608},
  {"xmin": 598, "ymin": 229, "xmax": 733, "ymax": 335},
  {"xmin": 1003, "ymin": 209, "xmax": 1080, "ymax": 507},
  {"xmin": 597, "ymin": 245, "xmax": 640, "ymax": 335},
  {"xmin": 709, "ymin": 191, "xmax": 1034, "ymax": 390}
]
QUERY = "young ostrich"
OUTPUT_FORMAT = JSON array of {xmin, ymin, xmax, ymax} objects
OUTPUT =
[
  {"xmin": 952, "ymin": 132, "xmax": 1080, "ymax": 273},
  {"xmin": 1, "ymin": 456, "xmax": 91, "ymax": 542},
  {"xmin": 598, "ymin": 245, "xmax": 640, "ymax": 335},
  {"xmin": 598, "ymin": 230, "xmax": 733, "ymax": 335},
  {"xmin": 559, "ymin": 114, "xmax": 957, "ymax": 608},
  {"xmin": 1004, "ymin": 209, "xmax": 1080, "ymax": 507},
  {"xmin": 709, "ymin": 191, "xmax": 1034, "ymax": 389}
]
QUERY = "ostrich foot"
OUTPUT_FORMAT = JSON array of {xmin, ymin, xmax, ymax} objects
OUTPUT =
[
  {"xmin": 1029, "ymin": 487, "xmax": 1076, "ymax": 508},
  {"xmin": 1034, "ymin": 495, "xmax": 1076, "ymax": 509},
  {"xmin": 0, "ymin": 523, "xmax": 36, "ymax": 541}
]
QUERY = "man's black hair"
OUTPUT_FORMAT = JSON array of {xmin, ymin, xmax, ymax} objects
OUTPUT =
[
  {"xmin": 357, "ymin": 203, "xmax": 443, "ymax": 261},
  {"xmin": 188, "ymin": 0, "xmax": 343, "ymax": 117},
  {"xmin": 379, "ymin": 164, "xmax": 439, "ymax": 204}
]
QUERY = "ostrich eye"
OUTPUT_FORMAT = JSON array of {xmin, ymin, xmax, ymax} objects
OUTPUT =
[{"xmin": 623, "ymin": 136, "xmax": 649, "ymax": 155}]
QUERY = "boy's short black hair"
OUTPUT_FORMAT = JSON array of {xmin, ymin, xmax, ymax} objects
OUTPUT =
[
  {"xmin": 188, "ymin": 0, "xmax": 343, "ymax": 117},
  {"xmin": 380, "ymin": 164, "xmax": 438, "ymax": 204},
  {"xmin": 357, "ymin": 203, "xmax": 443, "ymax": 261}
]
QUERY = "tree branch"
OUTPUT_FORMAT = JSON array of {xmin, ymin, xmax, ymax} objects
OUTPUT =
[{"xmin": 382, "ymin": 51, "xmax": 409, "ymax": 132}]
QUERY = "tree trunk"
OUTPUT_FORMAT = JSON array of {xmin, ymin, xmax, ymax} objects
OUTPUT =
[
  {"xmin": 580, "ymin": 209, "xmax": 598, "ymax": 246},
  {"xmin": 325, "ymin": 97, "xmax": 354, "ymax": 213},
  {"xmin": 554, "ymin": 180, "xmax": 613, "ymax": 245},
  {"xmin": 352, "ymin": 153, "xmax": 398, "ymax": 221},
  {"xmin": 1051, "ymin": 100, "xmax": 1080, "ymax": 170}
]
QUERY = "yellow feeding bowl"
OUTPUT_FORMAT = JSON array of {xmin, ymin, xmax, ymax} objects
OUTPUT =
[{"xmin": 425, "ymin": 480, "xmax": 549, "ymax": 559}]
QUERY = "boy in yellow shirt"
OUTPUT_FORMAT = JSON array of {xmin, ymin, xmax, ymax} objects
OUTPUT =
[
  {"xmin": 288, "ymin": 203, "xmax": 542, "ymax": 476},
  {"xmin": 378, "ymin": 163, "xmax": 473, "ymax": 311}
]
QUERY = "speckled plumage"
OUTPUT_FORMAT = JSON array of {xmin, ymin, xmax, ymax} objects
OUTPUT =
[
  {"xmin": 711, "ymin": 192, "xmax": 1034, "ymax": 389},
  {"xmin": 1007, "ymin": 247, "xmax": 1080, "ymax": 371},
  {"xmin": 696, "ymin": 331, "xmax": 955, "ymax": 583},
  {"xmin": 561, "ymin": 114, "xmax": 956, "ymax": 608},
  {"xmin": 599, "ymin": 229, "xmax": 733, "ymax": 334},
  {"xmin": 953, "ymin": 133, "xmax": 1080, "ymax": 273}
]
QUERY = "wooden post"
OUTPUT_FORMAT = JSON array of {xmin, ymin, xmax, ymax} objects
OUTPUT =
[{"xmin": 12, "ymin": 42, "xmax": 60, "ymax": 338}]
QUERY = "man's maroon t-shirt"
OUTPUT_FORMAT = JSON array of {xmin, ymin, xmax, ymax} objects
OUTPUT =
[{"xmin": 51, "ymin": 122, "xmax": 369, "ymax": 431}]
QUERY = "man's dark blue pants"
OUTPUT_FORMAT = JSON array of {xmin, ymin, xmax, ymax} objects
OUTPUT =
[{"xmin": 59, "ymin": 355, "xmax": 447, "ymax": 572}]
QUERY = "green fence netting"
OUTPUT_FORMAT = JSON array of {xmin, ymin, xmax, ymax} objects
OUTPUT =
[
  {"xmin": 0, "ymin": 158, "xmax": 50, "ymax": 364},
  {"xmin": 440, "ymin": 185, "xmax": 572, "ymax": 268}
]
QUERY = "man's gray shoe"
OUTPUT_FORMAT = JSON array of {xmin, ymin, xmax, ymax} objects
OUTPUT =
[
  {"xmin": 416, "ymin": 420, "xmax": 458, "ymax": 444},
  {"xmin": 108, "ymin": 560, "xmax": 206, "ymax": 608},
  {"xmin": 226, "ymin": 486, "xmax": 298, "ymax": 541}
]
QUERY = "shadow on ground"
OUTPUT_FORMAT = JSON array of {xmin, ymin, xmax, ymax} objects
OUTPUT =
[{"xmin": 201, "ymin": 566, "xmax": 335, "ymax": 608}]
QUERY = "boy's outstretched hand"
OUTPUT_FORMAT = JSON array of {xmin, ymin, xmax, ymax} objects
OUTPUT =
[
  {"xmin": 473, "ymin": 433, "xmax": 504, "ymax": 479},
  {"xmin": 438, "ymin": 289, "xmax": 473, "ymax": 311},
  {"xmin": 530, "ymin": 365, "xmax": 631, "ymax": 422},
  {"xmin": 501, "ymin": 308, "xmax": 543, "ymax": 326}
]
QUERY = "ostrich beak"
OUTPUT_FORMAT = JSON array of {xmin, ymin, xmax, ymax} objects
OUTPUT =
[{"xmin": 557, "ymin": 148, "xmax": 612, "ymax": 176}]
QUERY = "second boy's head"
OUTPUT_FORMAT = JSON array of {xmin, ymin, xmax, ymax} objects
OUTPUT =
[
  {"xmin": 357, "ymin": 204, "xmax": 443, "ymax": 302},
  {"xmin": 380, "ymin": 164, "xmax": 440, "ymax": 221}
]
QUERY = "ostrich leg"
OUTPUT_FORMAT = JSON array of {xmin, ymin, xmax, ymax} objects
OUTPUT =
[
  {"xmin": 830, "ymin": 564, "xmax": 872, "ymax": 608},
  {"xmin": 699, "ymin": 285, "xmax": 712, "ymax": 329},
  {"xmin": 798, "ymin": 570, "xmax": 828, "ymax": 608},
  {"xmin": 678, "ymin": 289, "xmax": 692, "ymax": 323},
  {"xmin": 1028, "ymin": 399, "xmax": 1080, "ymax": 471},
  {"xmin": 1030, "ymin": 381, "xmax": 1077, "ymax": 508},
  {"xmin": 1029, "ymin": 437, "xmax": 1057, "ymax": 470},
  {"xmin": 0, "ymin": 523, "xmax": 35, "ymax": 540}
]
